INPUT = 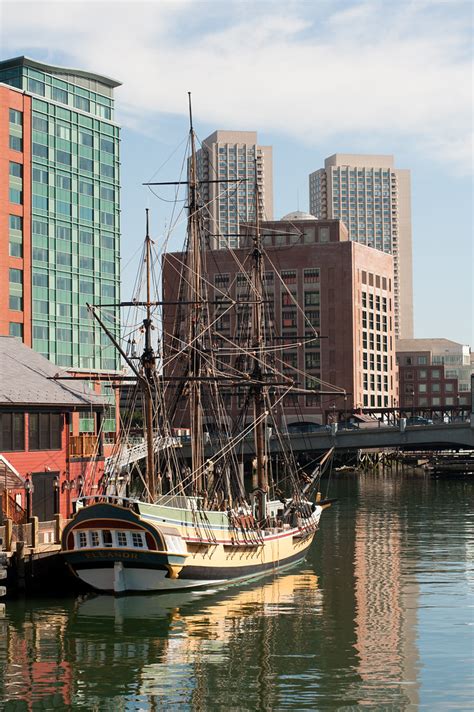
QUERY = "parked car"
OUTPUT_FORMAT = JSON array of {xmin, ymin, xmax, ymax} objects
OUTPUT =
[
  {"xmin": 337, "ymin": 420, "xmax": 359, "ymax": 430},
  {"xmin": 286, "ymin": 422, "xmax": 330, "ymax": 434},
  {"xmin": 406, "ymin": 416, "xmax": 434, "ymax": 426}
]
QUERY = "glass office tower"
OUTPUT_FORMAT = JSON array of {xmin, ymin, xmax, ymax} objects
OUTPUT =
[{"xmin": 0, "ymin": 56, "xmax": 121, "ymax": 371}]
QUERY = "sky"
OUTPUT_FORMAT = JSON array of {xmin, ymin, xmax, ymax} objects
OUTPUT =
[{"xmin": 1, "ymin": 0, "xmax": 473, "ymax": 346}]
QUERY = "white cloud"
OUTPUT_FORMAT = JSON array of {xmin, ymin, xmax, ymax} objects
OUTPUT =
[{"xmin": 1, "ymin": 0, "xmax": 472, "ymax": 172}]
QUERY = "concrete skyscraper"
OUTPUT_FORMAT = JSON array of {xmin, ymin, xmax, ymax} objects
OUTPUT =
[
  {"xmin": 309, "ymin": 154, "xmax": 413, "ymax": 339},
  {"xmin": 0, "ymin": 56, "xmax": 121, "ymax": 371},
  {"xmin": 196, "ymin": 130, "xmax": 273, "ymax": 249}
]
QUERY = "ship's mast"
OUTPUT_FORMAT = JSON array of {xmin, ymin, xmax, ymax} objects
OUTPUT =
[
  {"xmin": 187, "ymin": 93, "xmax": 204, "ymax": 492},
  {"xmin": 141, "ymin": 209, "xmax": 157, "ymax": 501},
  {"xmin": 251, "ymin": 166, "xmax": 268, "ymax": 523}
]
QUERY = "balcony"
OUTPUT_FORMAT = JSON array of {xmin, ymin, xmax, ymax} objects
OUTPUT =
[{"xmin": 69, "ymin": 434, "xmax": 98, "ymax": 458}]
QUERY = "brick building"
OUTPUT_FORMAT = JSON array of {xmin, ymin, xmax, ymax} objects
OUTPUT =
[
  {"xmin": 162, "ymin": 213, "xmax": 397, "ymax": 426},
  {"xmin": 396, "ymin": 338, "xmax": 472, "ymax": 410}
]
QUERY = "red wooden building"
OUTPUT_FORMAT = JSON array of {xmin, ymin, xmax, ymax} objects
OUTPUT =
[{"xmin": 0, "ymin": 336, "xmax": 105, "ymax": 521}]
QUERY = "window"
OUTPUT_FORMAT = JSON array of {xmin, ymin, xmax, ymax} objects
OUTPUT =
[
  {"xmin": 131, "ymin": 532, "xmax": 145, "ymax": 548},
  {"xmin": 33, "ymin": 167, "xmax": 48, "ymax": 184},
  {"xmin": 0, "ymin": 413, "xmax": 25, "ymax": 451},
  {"xmin": 100, "ymin": 185, "xmax": 114, "ymax": 201},
  {"xmin": 100, "ymin": 137, "xmax": 114, "ymax": 154},
  {"xmin": 282, "ymin": 270, "xmax": 297, "ymax": 284},
  {"xmin": 32, "ymin": 115, "xmax": 47, "ymax": 132},
  {"xmin": 55, "ymin": 123, "xmax": 70, "ymax": 140},
  {"xmin": 28, "ymin": 78, "xmax": 45, "ymax": 96},
  {"xmin": 28, "ymin": 413, "xmax": 62, "ymax": 450},
  {"xmin": 303, "ymin": 268, "xmax": 320, "ymax": 283},
  {"xmin": 9, "ymin": 322, "xmax": 23, "ymax": 340},
  {"xmin": 9, "ymin": 295, "xmax": 22, "ymax": 310},
  {"xmin": 32, "ymin": 145, "xmax": 49, "ymax": 162},
  {"xmin": 9, "ymin": 268, "xmax": 22, "ymax": 285},
  {"xmin": 33, "ymin": 220, "xmax": 48, "ymax": 236},
  {"xmin": 431, "ymin": 383, "xmax": 440, "ymax": 393},
  {"xmin": 79, "ymin": 180, "xmax": 94, "ymax": 196},
  {"xmin": 9, "ymin": 108, "xmax": 22, "ymax": 125},
  {"xmin": 33, "ymin": 271, "xmax": 48, "ymax": 287},
  {"xmin": 117, "ymin": 532, "xmax": 127, "ymax": 547},
  {"xmin": 57, "ymin": 275, "xmax": 72, "ymax": 291},
  {"xmin": 304, "ymin": 292, "xmax": 320, "ymax": 306},
  {"xmin": 79, "ymin": 157, "xmax": 93, "ymax": 172},
  {"xmin": 102, "ymin": 530, "xmax": 113, "ymax": 547},
  {"xmin": 56, "ymin": 173, "xmax": 71, "ymax": 190},
  {"xmin": 52, "ymin": 86, "xmax": 68, "ymax": 104},
  {"xmin": 90, "ymin": 532, "xmax": 100, "ymax": 547},
  {"xmin": 417, "ymin": 356, "xmax": 427, "ymax": 365},
  {"xmin": 79, "ymin": 130, "xmax": 93, "ymax": 147},
  {"xmin": 9, "ymin": 188, "xmax": 22, "ymax": 204},
  {"xmin": 9, "ymin": 161, "xmax": 22, "ymax": 178},
  {"xmin": 418, "ymin": 384, "xmax": 427, "ymax": 393},
  {"xmin": 432, "ymin": 369, "xmax": 440, "ymax": 379},
  {"xmin": 9, "ymin": 135, "xmax": 22, "ymax": 152},
  {"xmin": 74, "ymin": 95, "xmax": 90, "ymax": 112},
  {"xmin": 56, "ymin": 149, "xmax": 71, "ymax": 166},
  {"xmin": 78, "ymin": 532, "xmax": 87, "ymax": 548}
]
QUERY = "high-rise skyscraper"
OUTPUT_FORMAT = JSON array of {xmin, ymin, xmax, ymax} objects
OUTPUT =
[
  {"xmin": 0, "ymin": 56, "xmax": 121, "ymax": 371},
  {"xmin": 196, "ymin": 130, "xmax": 273, "ymax": 249},
  {"xmin": 309, "ymin": 154, "xmax": 413, "ymax": 339}
]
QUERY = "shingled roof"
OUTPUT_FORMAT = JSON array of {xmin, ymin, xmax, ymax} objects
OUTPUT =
[{"xmin": 0, "ymin": 337, "xmax": 105, "ymax": 410}]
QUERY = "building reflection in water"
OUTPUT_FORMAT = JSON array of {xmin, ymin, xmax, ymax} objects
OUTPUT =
[
  {"xmin": 0, "ymin": 571, "xmax": 322, "ymax": 710},
  {"xmin": 353, "ymin": 473, "xmax": 420, "ymax": 709}
]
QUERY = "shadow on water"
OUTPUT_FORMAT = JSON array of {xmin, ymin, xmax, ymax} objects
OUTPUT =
[{"xmin": 0, "ymin": 468, "xmax": 472, "ymax": 710}]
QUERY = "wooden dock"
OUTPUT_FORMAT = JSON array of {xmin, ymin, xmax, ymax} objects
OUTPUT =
[{"xmin": 0, "ymin": 517, "xmax": 84, "ymax": 597}]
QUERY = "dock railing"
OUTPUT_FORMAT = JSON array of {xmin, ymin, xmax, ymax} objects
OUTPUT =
[{"xmin": 0, "ymin": 515, "xmax": 68, "ymax": 552}]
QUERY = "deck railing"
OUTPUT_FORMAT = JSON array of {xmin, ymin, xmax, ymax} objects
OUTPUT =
[{"xmin": 69, "ymin": 434, "xmax": 97, "ymax": 458}]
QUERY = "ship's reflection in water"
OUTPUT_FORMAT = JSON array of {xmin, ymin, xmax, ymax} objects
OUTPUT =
[
  {"xmin": 1, "ymin": 473, "xmax": 472, "ymax": 710},
  {"xmin": 0, "ymin": 571, "xmax": 323, "ymax": 710}
]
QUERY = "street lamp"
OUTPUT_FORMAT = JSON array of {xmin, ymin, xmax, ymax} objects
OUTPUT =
[
  {"xmin": 53, "ymin": 475, "xmax": 60, "ymax": 515},
  {"xmin": 24, "ymin": 478, "xmax": 33, "ymax": 520}
]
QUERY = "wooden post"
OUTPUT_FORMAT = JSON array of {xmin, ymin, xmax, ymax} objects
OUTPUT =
[
  {"xmin": 16, "ymin": 541, "xmax": 25, "ymax": 592},
  {"xmin": 54, "ymin": 514, "xmax": 62, "ymax": 545},
  {"xmin": 30, "ymin": 516, "xmax": 39, "ymax": 550},
  {"xmin": 4, "ymin": 520, "xmax": 12, "ymax": 552}
]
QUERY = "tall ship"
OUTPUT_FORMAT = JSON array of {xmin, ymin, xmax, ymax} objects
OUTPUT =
[{"xmin": 60, "ymin": 99, "xmax": 337, "ymax": 594}]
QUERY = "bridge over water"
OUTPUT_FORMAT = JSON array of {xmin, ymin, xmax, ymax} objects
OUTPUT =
[
  {"xmin": 274, "ymin": 422, "xmax": 474, "ymax": 455},
  {"xmin": 177, "ymin": 421, "xmax": 474, "ymax": 461}
]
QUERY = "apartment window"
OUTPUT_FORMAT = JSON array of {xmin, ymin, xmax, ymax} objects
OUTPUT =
[
  {"xmin": 28, "ymin": 413, "xmax": 62, "ymax": 450},
  {"xmin": 418, "ymin": 384, "xmax": 427, "ymax": 393},
  {"xmin": 431, "ymin": 383, "xmax": 440, "ymax": 393},
  {"xmin": 9, "ymin": 109, "xmax": 22, "ymax": 125},
  {"xmin": 9, "ymin": 322, "xmax": 23, "ymax": 339},
  {"xmin": 417, "ymin": 356, "xmax": 427, "ymax": 365},
  {"xmin": 9, "ymin": 268, "xmax": 22, "ymax": 285},
  {"xmin": 9, "ymin": 295, "xmax": 22, "ymax": 310},
  {"xmin": 432, "ymin": 369, "xmax": 440, "ymax": 379},
  {"xmin": 9, "ymin": 161, "xmax": 22, "ymax": 178},
  {"xmin": 9, "ymin": 135, "xmax": 22, "ymax": 152},
  {"xmin": 445, "ymin": 383, "xmax": 454, "ymax": 392},
  {"xmin": 0, "ymin": 413, "xmax": 25, "ymax": 451}
]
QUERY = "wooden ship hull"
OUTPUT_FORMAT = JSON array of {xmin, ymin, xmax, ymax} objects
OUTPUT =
[{"xmin": 60, "ymin": 499, "xmax": 323, "ymax": 594}]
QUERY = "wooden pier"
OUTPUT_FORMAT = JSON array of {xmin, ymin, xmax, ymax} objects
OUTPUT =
[{"xmin": 0, "ymin": 517, "xmax": 82, "ymax": 597}]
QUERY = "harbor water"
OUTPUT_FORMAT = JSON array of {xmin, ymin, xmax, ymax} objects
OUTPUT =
[{"xmin": 0, "ymin": 469, "xmax": 472, "ymax": 710}]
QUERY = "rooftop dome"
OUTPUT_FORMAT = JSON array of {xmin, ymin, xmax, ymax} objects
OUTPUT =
[{"xmin": 280, "ymin": 210, "xmax": 317, "ymax": 221}]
